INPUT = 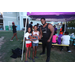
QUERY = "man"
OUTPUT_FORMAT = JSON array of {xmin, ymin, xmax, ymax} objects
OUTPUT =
[
  {"xmin": 10, "ymin": 22, "xmax": 18, "ymax": 41},
  {"xmin": 40, "ymin": 18, "xmax": 54, "ymax": 62},
  {"xmin": 28, "ymin": 22, "xmax": 33, "ymax": 33}
]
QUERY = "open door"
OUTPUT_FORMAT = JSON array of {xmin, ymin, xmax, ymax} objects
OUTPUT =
[{"xmin": 0, "ymin": 19, "xmax": 3, "ymax": 30}]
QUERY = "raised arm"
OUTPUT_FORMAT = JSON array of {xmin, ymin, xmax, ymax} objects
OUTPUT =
[
  {"xmin": 25, "ymin": 37, "xmax": 30, "ymax": 41},
  {"xmin": 47, "ymin": 24, "xmax": 54, "ymax": 42}
]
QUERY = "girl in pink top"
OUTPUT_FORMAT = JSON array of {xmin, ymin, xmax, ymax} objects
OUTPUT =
[{"xmin": 52, "ymin": 32, "xmax": 58, "ymax": 47}]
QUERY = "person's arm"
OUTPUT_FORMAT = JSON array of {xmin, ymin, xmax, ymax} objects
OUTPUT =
[
  {"xmin": 15, "ymin": 25, "xmax": 17, "ymax": 27},
  {"xmin": 24, "ymin": 33, "xmax": 32, "ymax": 41},
  {"xmin": 25, "ymin": 37, "xmax": 32, "ymax": 41},
  {"xmin": 38, "ymin": 31, "xmax": 41, "ymax": 40},
  {"xmin": 32, "ymin": 32, "xmax": 33, "ymax": 36},
  {"xmin": 40, "ymin": 28, "xmax": 43, "ymax": 39},
  {"xmin": 47, "ymin": 24, "xmax": 54, "ymax": 42},
  {"xmin": 25, "ymin": 35, "xmax": 33, "ymax": 41},
  {"xmin": 61, "ymin": 36, "xmax": 63, "ymax": 40},
  {"xmin": 32, "ymin": 31, "xmax": 35, "ymax": 36}
]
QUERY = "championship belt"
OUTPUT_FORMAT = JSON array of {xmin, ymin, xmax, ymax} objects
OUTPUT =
[{"xmin": 28, "ymin": 35, "xmax": 38, "ymax": 41}]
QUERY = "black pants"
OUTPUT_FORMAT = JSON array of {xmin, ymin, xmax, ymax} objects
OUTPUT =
[
  {"xmin": 42, "ymin": 39, "xmax": 52, "ymax": 60},
  {"xmin": 61, "ymin": 46, "xmax": 70, "ymax": 51}
]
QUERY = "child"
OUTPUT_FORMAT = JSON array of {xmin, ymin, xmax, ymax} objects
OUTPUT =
[
  {"xmin": 60, "ymin": 32, "xmax": 71, "ymax": 52},
  {"xmin": 57, "ymin": 34, "xmax": 63, "ymax": 44},
  {"xmin": 10, "ymin": 22, "xmax": 18, "ymax": 41},
  {"xmin": 32, "ymin": 25, "xmax": 40, "ymax": 62},
  {"xmin": 24, "ymin": 27, "xmax": 32, "ymax": 62},
  {"xmin": 52, "ymin": 32, "xmax": 58, "ymax": 47}
]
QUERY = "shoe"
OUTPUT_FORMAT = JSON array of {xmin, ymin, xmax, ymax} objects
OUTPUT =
[
  {"xmin": 46, "ymin": 58, "xmax": 50, "ymax": 62},
  {"xmin": 10, "ymin": 40, "xmax": 13, "ymax": 41},
  {"xmin": 28, "ymin": 57, "xmax": 32, "ymax": 60},
  {"xmin": 32, "ymin": 59, "xmax": 35, "ymax": 62},
  {"xmin": 68, "ymin": 50, "xmax": 71, "ymax": 52},
  {"xmin": 40, "ymin": 52, "xmax": 45, "ymax": 55}
]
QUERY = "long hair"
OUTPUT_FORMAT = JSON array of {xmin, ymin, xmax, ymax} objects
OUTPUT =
[{"xmin": 62, "ymin": 24, "xmax": 65, "ymax": 32}]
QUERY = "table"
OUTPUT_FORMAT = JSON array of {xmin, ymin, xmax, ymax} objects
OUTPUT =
[{"xmin": 39, "ymin": 42, "xmax": 69, "ymax": 46}]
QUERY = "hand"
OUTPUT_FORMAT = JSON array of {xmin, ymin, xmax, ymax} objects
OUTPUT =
[
  {"xmin": 35, "ymin": 34, "xmax": 37, "ymax": 36},
  {"xmin": 30, "ymin": 39, "xmax": 33, "ymax": 41},
  {"xmin": 47, "ymin": 39, "xmax": 50, "ymax": 42},
  {"xmin": 34, "ymin": 39, "xmax": 37, "ymax": 41},
  {"xmin": 38, "ymin": 37, "xmax": 41, "ymax": 40}
]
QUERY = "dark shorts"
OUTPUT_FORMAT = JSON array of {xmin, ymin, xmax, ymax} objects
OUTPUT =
[{"xmin": 13, "ymin": 32, "xmax": 17, "ymax": 34}]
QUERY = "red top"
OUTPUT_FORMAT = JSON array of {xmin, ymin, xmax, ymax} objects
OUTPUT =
[{"xmin": 59, "ymin": 28, "xmax": 63, "ymax": 35}]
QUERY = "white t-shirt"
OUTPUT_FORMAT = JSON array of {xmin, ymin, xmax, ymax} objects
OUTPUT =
[
  {"xmin": 33, "ymin": 31, "xmax": 39, "ymax": 43},
  {"xmin": 24, "ymin": 32, "xmax": 32, "ymax": 44},
  {"xmin": 61, "ymin": 35, "xmax": 70, "ymax": 45}
]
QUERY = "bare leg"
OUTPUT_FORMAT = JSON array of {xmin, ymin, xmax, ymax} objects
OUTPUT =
[
  {"xmin": 32, "ymin": 46, "xmax": 35, "ymax": 59},
  {"xmin": 15, "ymin": 33, "xmax": 18, "ymax": 40},
  {"xmin": 28, "ymin": 47, "xmax": 31, "ymax": 58},
  {"xmin": 25, "ymin": 47, "xmax": 28, "ymax": 61},
  {"xmin": 35, "ymin": 46, "xmax": 37, "ymax": 57},
  {"xmin": 11, "ymin": 33, "xmax": 16, "ymax": 40}
]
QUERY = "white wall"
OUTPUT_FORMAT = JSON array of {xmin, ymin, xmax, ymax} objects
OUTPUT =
[{"xmin": 3, "ymin": 12, "xmax": 17, "ymax": 30}]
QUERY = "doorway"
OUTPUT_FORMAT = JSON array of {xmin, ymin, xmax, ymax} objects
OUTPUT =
[
  {"xmin": 0, "ymin": 19, "xmax": 3, "ymax": 30},
  {"xmin": 0, "ymin": 13, "xmax": 3, "ymax": 30},
  {"xmin": 23, "ymin": 18, "xmax": 29, "ymax": 31}
]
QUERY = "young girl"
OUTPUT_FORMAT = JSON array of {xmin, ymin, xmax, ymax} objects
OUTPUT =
[
  {"xmin": 52, "ymin": 32, "xmax": 58, "ymax": 47},
  {"xmin": 32, "ymin": 25, "xmax": 40, "ymax": 62},
  {"xmin": 24, "ymin": 27, "xmax": 32, "ymax": 62}
]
